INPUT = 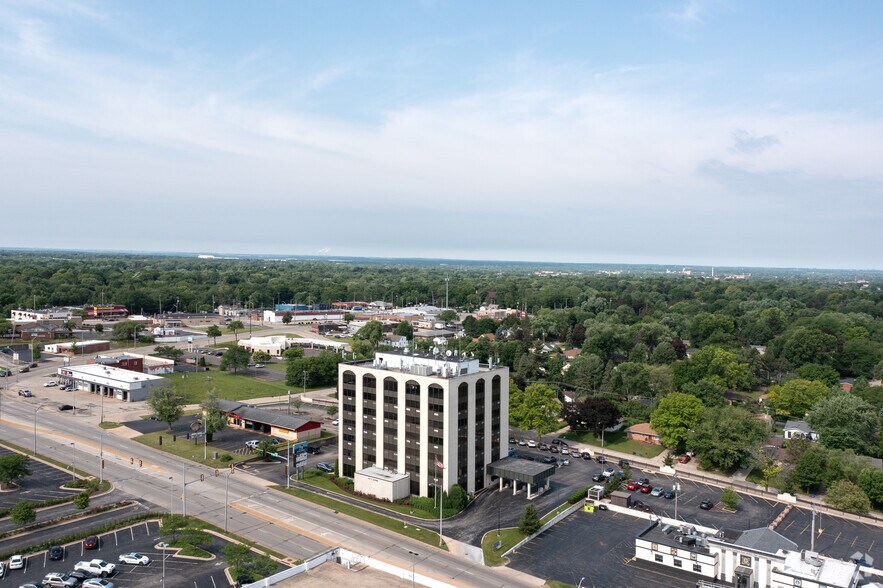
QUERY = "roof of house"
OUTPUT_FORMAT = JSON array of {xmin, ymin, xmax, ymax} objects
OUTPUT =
[
  {"xmin": 723, "ymin": 527, "xmax": 798, "ymax": 554},
  {"xmin": 217, "ymin": 399, "xmax": 319, "ymax": 431},
  {"xmin": 563, "ymin": 348, "xmax": 582, "ymax": 359},
  {"xmin": 626, "ymin": 422, "xmax": 659, "ymax": 437},
  {"xmin": 784, "ymin": 420, "xmax": 814, "ymax": 434}
]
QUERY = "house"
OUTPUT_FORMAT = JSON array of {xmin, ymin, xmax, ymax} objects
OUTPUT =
[
  {"xmin": 626, "ymin": 423, "xmax": 662, "ymax": 445},
  {"xmin": 381, "ymin": 334, "xmax": 408, "ymax": 349},
  {"xmin": 784, "ymin": 420, "xmax": 818, "ymax": 442},
  {"xmin": 562, "ymin": 348, "xmax": 582, "ymax": 360},
  {"xmin": 16, "ymin": 323, "xmax": 68, "ymax": 341}
]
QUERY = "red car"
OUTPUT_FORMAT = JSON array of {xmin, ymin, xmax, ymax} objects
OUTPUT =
[
  {"xmin": 640, "ymin": 483, "xmax": 653, "ymax": 494},
  {"xmin": 626, "ymin": 481, "xmax": 640, "ymax": 491},
  {"xmin": 678, "ymin": 454, "xmax": 691, "ymax": 464},
  {"xmin": 83, "ymin": 535, "xmax": 99, "ymax": 549}
]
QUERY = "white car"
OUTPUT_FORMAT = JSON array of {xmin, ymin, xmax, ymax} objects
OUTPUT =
[
  {"xmin": 118, "ymin": 552, "xmax": 150, "ymax": 565},
  {"xmin": 0, "ymin": 561, "xmax": 5, "ymax": 576},
  {"xmin": 9, "ymin": 554, "xmax": 24, "ymax": 569},
  {"xmin": 254, "ymin": 363, "xmax": 265, "ymax": 368},
  {"xmin": 83, "ymin": 580, "xmax": 115, "ymax": 588},
  {"xmin": 244, "ymin": 440, "xmax": 261, "ymax": 450},
  {"xmin": 527, "ymin": 439, "xmax": 537, "ymax": 448},
  {"xmin": 331, "ymin": 419, "xmax": 339, "ymax": 426},
  {"xmin": 44, "ymin": 381, "xmax": 58, "ymax": 387},
  {"xmin": 74, "ymin": 559, "xmax": 116, "ymax": 577}
]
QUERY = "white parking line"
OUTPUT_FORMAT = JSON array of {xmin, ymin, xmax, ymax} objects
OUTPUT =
[{"xmin": 211, "ymin": 575, "xmax": 218, "ymax": 588}]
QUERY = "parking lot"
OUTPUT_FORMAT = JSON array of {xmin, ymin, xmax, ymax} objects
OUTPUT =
[
  {"xmin": 508, "ymin": 509, "xmax": 698, "ymax": 588},
  {"xmin": 0, "ymin": 520, "xmax": 248, "ymax": 587},
  {"xmin": 775, "ymin": 507, "xmax": 881, "ymax": 561},
  {"xmin": 0, "ymin": 447, "xmax": 78, "ymax": 509}
]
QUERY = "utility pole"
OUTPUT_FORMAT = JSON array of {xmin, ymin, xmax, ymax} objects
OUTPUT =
[{"xmin": 445, "ymin": 274, "xmax": 449, "ymax": 309}]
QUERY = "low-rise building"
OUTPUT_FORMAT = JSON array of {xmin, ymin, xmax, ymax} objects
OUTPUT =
[
  {"xmin": 44, "ymin": 340, "xmax": 111, "ymax": 354},
  {"xmin": 10, "ymin": 308, "xmax": 73, "ymax": 322},
  {"xmin": 217, "ymin": 400, "xmax": 321, "ymax": 441},
  {"xmin": 626, "ymin": 422, "xmax": 662, "ymax": 445},
  {"xmin": 83, "ymin": 305, "xmax": 128, "ymax": 319},
  {"xmin": 238, "ymin": 335, "xmax": 346, "ymax": 356},
  {"xmin": 784, "ymin": 420, "xmax": 819, "ymax": 442},
  {"xmin": 354, "ymin": 467, "xmax": 411, "ymax": 501},
  {"xmin": 57, "ymin": 364, "xmax": 167, "ymax": 402}
]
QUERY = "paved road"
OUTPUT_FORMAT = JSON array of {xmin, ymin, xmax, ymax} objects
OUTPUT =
[{"xmin": 0, "ymin": 395, "xmax": 543, "ymax": 588}]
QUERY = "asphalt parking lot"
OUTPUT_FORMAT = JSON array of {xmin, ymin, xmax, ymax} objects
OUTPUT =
[
  {"xmin": 508, "ymin": 509, "xmax": 698, "ymax": 588},
  {"xmin": 0, "ymin": 520, "xmax": 249, "ymax": 587},
  {"xmin": 0, "ymin": 447, "xmax": 78, "ymax": 509},
  {"xmin": 775, "ymin": 507, "xmax": 881, "ymax": 561}
]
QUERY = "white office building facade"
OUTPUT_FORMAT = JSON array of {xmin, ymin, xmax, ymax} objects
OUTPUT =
[{"xmin": 338, "ymin": 352, "xmax": 508, "ymax": 497}]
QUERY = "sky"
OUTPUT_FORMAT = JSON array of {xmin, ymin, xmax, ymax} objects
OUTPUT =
[{"xmin": 1, "ymin": 1, "xmax": 882, "ymax": 269}]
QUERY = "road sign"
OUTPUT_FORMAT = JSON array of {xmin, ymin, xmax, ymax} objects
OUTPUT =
[{"xmin": 295, "ymin": 453, "xmax": 308, "ymax": 466}]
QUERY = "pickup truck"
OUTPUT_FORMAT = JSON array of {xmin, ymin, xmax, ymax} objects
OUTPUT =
[{"xmin": 74, "ymin": 559, "xmax": 116, "ymax": 577}]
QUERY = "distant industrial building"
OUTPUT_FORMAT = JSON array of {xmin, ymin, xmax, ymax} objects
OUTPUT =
[
  {"xmin": 339, "ymin": 351, "xmax": 508, "ymax": 497},
  {"xmin": 83, "ymin": 305, "xmax": 128, "ymax": 319},
  {"xmin": 57, "ymin": 364, "xmax": 167, "ymax": 402},
  {"xmin": 238, "ymin": 335, "xmax": 346, "ymax": 356},
  {"xmin": 44, "ymin": 340, "xmax": 111, "ymax": 355},
  {"xmin": 10, "ymin": 308, "xmax": 74, "ymax": 322}
]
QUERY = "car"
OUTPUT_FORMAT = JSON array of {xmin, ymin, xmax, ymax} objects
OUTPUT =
[
  {"xmin": 316, "ymin": 462, "xmax": 334, "ymax": 473},
  {"xmin": 331, "ymin": 419, "xmax": 339, "ymax": 426},
  {"xmin": 699, "ymin": 499, "xmax": 715, "ymax": 510},
  {"xmin": 83, "ymin": 579, "xmax": 115, "ymax": 588},
  {"xmin": 596, "ymin": 455, "xmax": 607, "ymax": 464},
  {"xmin": 306, "ymin": 446, "xmax": 322, "ymax": 455},
  {"xmin": 557, "ymin": 458, "xmax": 569, "ymax": 466},
  {"xmin": 663, "ymin": 490, "xmax": 676, "ymax": 500},
  {"xmin": 18, "ymin": 389, "xmax": 33, "ymax": 397},
  {"xmin": 626, "ymin": 480, "xmax": 640, "ymax": 491},
  {"xmin": 244, "ymin": 440, "xmax": 261, "ymax": 450},
  {"xmin": 601, "ymin": 466, "xmax": 615, "ymax": 477},
  {"xmin": 42, "ymin": 573, "xmax": 78, "ymax": 588},
  {"xmin": 549, "ymin": 445, "xmax": 559, "ymax": 453},
  {"xmin": 678, "ymin": 454, "xmax": 692, "ymax": 463},
  {"xmin": 0, "ymin": 561, "xmax": 4, "ymax": 576},
  {"xmin": 637, "ymin": 477, "xmax": 650, "ymax": 486},
  {"xmin": 58, "ymin": 404, "xmax": 74, "ymax": 411},
  {"xmin": 632, "ymin": 500, "xmax": 653, "ymax": 513},
  {"xmin": 618, "ymin": 459, "xmax": 630, "ymax": 468},
  {"xmin": 650, "ymin": 487, "xmax": 664, "ymax": 497},
  {"xmin": 568, "ymin": 449, "xmax": 579, "ymax": 458},
  {"xmin": 9, "ymin": 554, "xmax": 24, "ymax": 569},
  {"xmin": 518, "ymin": 438, "xmax": 526, "ymax": 446},
  {"xmin": 49, "ymin": 546, "xmax": 64, "ymax": 560},
  {"xmin": 254, "ymin": 364, "xmax": 265, "ymax": 368},
  {"xmin": 69, "ymin": 570, "xmax": 100, "ymax": 582},
  {"xmin": 640, "ymin": 483, "xmax": 653, "ymax": 494},
  {"xmin": 581, "ymin": 451, "xmax": 592, "ymax": 460},
  {"xmin": 508, "ymin": 438, "xmax": 516, "ymax": 444},
  {"xmin": 560, "ymin": 443, "xmax": 569, "ymax": 452},
  {"xmin": 542, "ymin": 455, "xmax": 556, "ymax": 464},
  {"xmin": 44, "ymin": 381, "xmax": 58, "ymax": 387},
  {"xmin": 83, "ymin": 536, "xmax": 99, "ymax": 550},
  {"xmin": 30, "ymin": 362, "xmax": 38, "ymax": 368},
  {"xmin": 74, "ymin": 559, "xmax": 115, "ymax": 577},
  {"xmin": 527, "ymin": 439, "xmax": 537, "ymax": 448},
  {"xmin": 59, "ymin": 386, "xmax": 70, "ymax": 391},
  {"xmin": 538, "ymin": 443, "xmax": 548, "ymax": 451},
  {"xmin": 19, "ymin": 366, "xmax": 29, "ymax": 373},
  {"xmin": 592, "ymin": 473, "xmax": 605, "ymax": 482},
  {"xmin": 270, "ymin": 437, "xmax": 283, "ymax": 445},
  {"xmin": 19, "ymin": 584, "xmax": 43, "ymax": 588},
  {"xmin": 117, "ymin": 552, "xmax": 150, "ymax": 566}
]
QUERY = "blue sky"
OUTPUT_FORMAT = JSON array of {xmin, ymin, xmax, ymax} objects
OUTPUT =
[{"xmin": 1, "ymin": 1, "xmax": 882, "ymax": 268}]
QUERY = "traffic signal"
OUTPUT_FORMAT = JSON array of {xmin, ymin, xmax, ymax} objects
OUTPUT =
[
  {"xmin": 101, "ymin": 459, "xmax": 105, "ymax": 469},
  {"xmin": 139, "ymin": 459, "xmax": 143, "ymax": 467},
  {"xmin": 130, "ymin": 457, "xmax": 134, "ymax": 465},
  {"xmin": 215, "ymin": 469, "xmax": 220, "ymax": 477},
  {"xmin": 200, "ymin": 473, "xmax": 205, "ymax": 482}
]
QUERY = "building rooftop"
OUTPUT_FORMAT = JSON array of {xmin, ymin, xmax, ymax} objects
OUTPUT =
[
  {"xmin": 217, "ymin": 399, "xmax": 318, "ymax": 432},
  {"xmin": 636, "ymin": 522, "xmax": 712, "ymax": 555},
  {"xmin": 356, "ymin": 466, "xmax": 410, "ymax": 482},
  {"xmin": 727, "ymin": 527, "xmax": 797, "ymax": 554},
  {"xmin": 64, "ymin": 364, "xmax": 163, "ymax": 383},
  {"xmin": 347, "ymin": 351, "xmax": 506, "ymax": 378},
  {"xmin": 785, "ymin": 420, "xmax": 815, "ymax": 434},
  {"xmin": 776, "ymin": 550, "xmax": 860, "ymax": 588}
]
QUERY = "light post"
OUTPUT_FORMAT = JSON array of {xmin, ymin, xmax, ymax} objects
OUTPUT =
[
  {"xmin": 674, "ymin": 478, "xmax": 681, "ymax": 521},
  {"xmin": 408, "ymin": 550, "xmax": 419, "ymax": 588},
  {"xmin": 164, "ymin": 475, "xmax": 172, "ymax": 587},
  {"xmin": 202, "ymin": 409, "xmax": 207, "ymax": 462},
  {"xmin": 225, "ymin": 469, "xmax": 232, "ymax": 532},
  {"xmin": 33, "ymin": 404, "xmax": 49, "ymax": 455},
  {"xmin": 287, "ymin": 390, "xmax": 291, "ymax": 415},
  {"xmin": 98, "ymin": 431, "xmax": 104, "ymax": 484},
  {"xmin": 302, "ymin": 370, "xmax": 307, "ymax": 397},
  {"xmin": 69, "ymin": 442, "xmax": 76, "ymax": 482}
]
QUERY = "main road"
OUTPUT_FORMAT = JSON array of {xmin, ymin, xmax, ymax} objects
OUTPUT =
[{"xmin": 0, "ymin": 385, "xmax": 542, "ymax": 588}]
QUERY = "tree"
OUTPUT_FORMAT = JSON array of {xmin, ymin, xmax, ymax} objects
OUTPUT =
[
  {"xmin": 343, "ymin": 312, "xmax": 355, "ymax": 324},
  {"xmin": 252, "ymin": 351, "xmax": 272, "ymax": 363},
  {"xmin": 75, "ymin": 491, "xmax": 90, "ymax": 509},
  {"xmin": 650, "ymin": 393, "xmax": 704, "ymax": 449},
  {"xmin": 154, "ymin": 345, "xmax": 184, "ymax": 364},
  {"xmin": 228, "ymin": 320, "xmax": 245, "ymax": 341},
  {"xmin": 148, "ymin": 387, "xmax": 184, "ymax": 430},
  {"xmin": 327, "ymin": 405, "xmax": 338, "ymax": 416},
  {"xmin": 689, "ymin": 406, "xmax": 769, "ymax": 471},
  {"xmin": 567, "ymin": 353, "xmax": 606, "ymax": 393},
  {"xmin": 222, "ymin": 543, "xmax": 278, "ymax": 583},
  {"xmin": 759, "ymin": 456, "xmax": 782, "ymax": 491},
  {"xmin": 220, "ymin": 346, "xmax": 250, "ymax": 373},
  {"xmin": 796, "ymin": 363, "xmax": 840, "ymax": 387},
  {"xmin": 256, "ymin": 439, "xmax": 276, "ymax": 459},
  {"xmin": 518, "ymin": 504, "xmax": 541, "ymax": 536},
  {"xmin": 720, "ymin": 488, "xmax": 740, "ymax": 510},
  {"xmin": 394, "ymin": 320, "xmax": 414, "ymax": 340},
  {"xmin": 509, "ymin": 382, "xmax": 560, "ymax": 435},
  {"xmin": 282, "ymin": 312, "xmax": 292, "ymax": 324},
  {"xmin": 672, "ymin": 346, "xmax": 753, "ymax": 391},
  {"xmin": 825, "ymin": 479, "xmax": 870, "ymax": 514},
  {"xmin": 0, "ymin": 318, "xmax": 12, "ymax": 337},
  {"xmin": 438, "ymin": 309, "xmax": 458, "ymax": 323},
  {"xmin": 355, "ymin": 320, "xmax": 383, "ymax": 348},
  {"xmin": 777, "ymin": 327, "xmax": 838, "ymax": 368},
  {"xmin": 111, "ymin": 320, "xmax": 144, "ymax": 341},
  {"xmin": 858, "ymin": 468, "xmax": 883, "ymax": 507},
  {"xmin": 792, "ymin": 446, "xmax": 827, "ymax": 492},
  {"xmin": 806, "ymin": 392, "xmax": 879, "ymax": 453},
  {"xmin": 286, "ymin": 351, "xmax": 342, "ymax": 387},
  {"xmin": 681, "ymin": 379, "xmax": 727, "ymax": 407},
  {"xmin": 10, "ymin": 500, "xmax": 36, "ymax": 525},
  {"xmin": 282, "ymin": 346, "xmax": 304, "ymax": 359},
  {"xmin": 767, "ymin": 379, "xmax": 830, "ymax": 418},
  {"xmin": 560, "ymin": 397, "xmax": 620, "ymax": 433},
  {"xmin": 206, "ymin": 325, "xmax": 222, "ymax": 345},
  {"xmin": 0, "ymin": 454, "xmax": 31, "ymax": 490},
  {"xmin": 32, "ymin": 342, "xmax": 42, "ymax": 359},
  {"xmin": 93, "ymin": 323, "xmax": 104, "ymax": 333},
  {"xmin": 201, "ymin": 389, "xmax": 227, "ymax": 442},
  {"xmin": 650, "ymin": 342, "xmax": 678, "ymax": 365}
]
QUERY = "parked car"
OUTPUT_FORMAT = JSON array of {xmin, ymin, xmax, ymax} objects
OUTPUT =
[
  {"xmin": 508, "ymin": 438, "xmax": 516, "ymax": 444},
  {"xmin": 58, "ymin": 405, "xmax": 74, "ymax": 411},
  {"xmin": 678, "ymin": 454, "xmax": 691, "ymax": 463},
  {"xmin": 74, "ymin": 559, "xmax": 115, "ymax": 577},
  {"xmin": 527, "ymin": 439, "xmax": 537, "ymax": 448},
  {"xmin": 581, "ymin": 451, "xmax": 592, "ymax": 460},
  {"xmin": 637, "ymin": 477, "xmax": 650, "ymax": 486},
  {"xmin": 19, "ymin": 584, "xmax": 43, "ymax": 588},
  {"xmin": 650, "ymin": 487, "xmax": 664, "ymax": 497},
  {"xmin": 601, "ymin": 467, "xmax": 615, "ymax": 478},
  {"xmin": 83, "ymin": 536, "xmax": 99, "ymax": 550},
  {"xmin": 626, "ymin": 481, "xmax": 640, "ymax": 491},
  {"xmin": 331, "ymin": 419, "xmax": 339, "ymax": 426},
  {"xmin": 316, "ymin": 462, "xmax": 334, "ymax": 474},
  {"xmin": 632, "ymin": 500, "xmax": 653, "ymax": 513},
  {"xmin": 118, "ymin": 552, "xmax": 150, "ymax": 566},
  {"xmin": 640, "ymin": 483, "xmax": 653, "ymax": 494},
  {"xmin": 42, "ymin": 573, "xmax": 78, "ymax": 588},
  {"xmin": 550, "ymin": 438, "xmax": 565, "ymax": 446},
  {"xmin": 244, "ymin": 440, "xmax": 261, "ymax": 450},
  {"xmin": 18, "ymin": 389, "xmax": 33, "ymax": 397},
  {"xmin": 69, "ymin": 570, "xmax": 100, "ymax": 582},
  {"xmin": 557, "ymin": 458, "xmax": 569, "ymax": 466},
  {"xmin": 542, "ymin": 455, "xmax": 556, "ymax": 464},
  {"xmin": 0, "ymin": 561, "xmax": 5, "ymax": 576},
  {"xmin": 19, "ymin": 366, "xmax": 29, "ymax": 373},
  {"xmin": 699, "ymin": 499, "xmax": 715, "ymax": 510},
  {"xmin": 254, "ymin": 363, "xmax": 265, "ymax": 368},
  {"xmin": 9, "ymin": 554, "xmax": 24, "ymax": 569},
  {"xmin": 592, "ymin": 473, "xmax": 605, "ymax": 482},
  {"xmin": 49, "ymin": 545, "xmax": 64, "ymax": 560},
  {"xmin": 596, "ymin": 454, "xmax": 607, "ymax": 464},
  {"xmin": 663, "ymin": 490, "xmax": 676, "ymax": 500},
  {"xmin": 306, "ymin": 446, "xmax": 322, "ymax": 455},
  {"xmin": 570, "ymin": 449, "xmax": 581, "ymax": 458},
  {"xmin": 518, "ymin": 438, "xmax": 526, "ymax": 446},
  {"xmin": 549, "ymin": 445, "xmax": 559, "ymax": 453},
  {"xmin": 83, "ymin": 579, "xmax": 115, "ymax": 588},
  {"xmin": 539, "ymin": 443, "xmax": 549, "ymax": 451},
  {"xmin": 44, "ymin": 381, "xmax": 58, "ymax": 387}
]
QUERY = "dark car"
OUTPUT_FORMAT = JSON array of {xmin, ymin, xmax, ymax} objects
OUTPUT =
[
  {"xmin": 58, "ymin": 404, "xmax": 74, "ymax": 411},
  {"xmin": 663, "ymin": 490, "xmax": 676, "ymax": 500},
  {"xmin": 83, "ymin": 535, "xmax": 99, "ymax": 549},
  {"xmin": 542, "ymin": 455, "xmax": 556, "ymax": 464},
  {"xmin": 539, "ymin": 443, "xmax": 549, "ymax": 451},
  {"xmin": 592, "ymin": 473, "xmax": 605, "ymax": 482},
  {"xmin": 508, "ymin": 438, "xmax": 516, "ymax": 444},
  {"xmin": 637, "ymin": 477, "xmax": 650, "ymax": 486},
  {"xmin": 596, "ymin": 455, "xmax": 606, "ymax": 464},
  {"xmin": 316, "ymin": 462, "xmax": 334, "ymax": 474},
  {"xmin": 69, "ymin": 570, "xmax": 100, "ymax": 582},
  {"xmin": 49, "ymin": 545, "xmax": 64, "ymax": 560},
  {"xmin": 19, "ymin": 366, "xmax": 30, "ymax": 373},
  {"xmin": 549, "ymin": 445, "xmax": 559, "ymax": 453},
  {"xmin": 306, "ymin": 446, "xmax": 322, "ymax": 455},
  {"xmin": 699, "ymin": 499, "xmax": 715, "ymax": 510},
  {"xmin": 618, "ymin": 459, "xmax": 630, "ymax": 468}
]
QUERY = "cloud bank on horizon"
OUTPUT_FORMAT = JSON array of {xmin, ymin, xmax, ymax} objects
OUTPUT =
[{"xmin": 1, "ymin": 1, "xmax": 881, "ymax": 269}]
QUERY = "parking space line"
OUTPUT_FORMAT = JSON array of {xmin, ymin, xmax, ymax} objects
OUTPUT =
[
  {"xmin": 131, "ymin": 526, "xmax": 135, "ymax": 541},
  {"xmin": 210, "ymin": 576, "xmax": 218, "ymax": 588},
  {"xmin": 115, "ymin": 529, "xmax": 119, "ymax": 546}
]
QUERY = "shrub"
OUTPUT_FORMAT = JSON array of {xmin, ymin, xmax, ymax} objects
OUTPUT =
[
  {"xmin": 10, "ymin": 501, "xmax": 36, "ymax": 525},
  {"xmin": 75, "ymin": 492, "xmax": 90, "ymax": 510},
  {"xmin": 721, "ymin": 488, "xmax": 740, "ymax": 510},
  {"xmin": 218, "ymin": 453, "xmax": 234, "ymax": 463},
  {"xmin": 518, "ymin": 504, "xmax": 541, "ymax": 536},
  {"xmin": 567, "ymin": 487, "xmax": 590, "ymax": 504},
  {"xmin": 825, "ymin": 480, "xmax": 871, "ymax": 515}
]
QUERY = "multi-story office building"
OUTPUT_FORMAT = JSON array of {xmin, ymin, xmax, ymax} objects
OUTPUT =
[{"xmin": 338, "ymin": 351, "xmax": 508, "ymax": 497}]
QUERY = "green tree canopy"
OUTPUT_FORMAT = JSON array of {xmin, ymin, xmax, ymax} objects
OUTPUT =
[
  {"xmin": 795, "ymin": 363, "xmax": 840, "ymax": 387},
  {"xmin": 672, "ymin": 346, "xmax": 753, "ymax": 391},
  {"xmin": 286, "ymin": 351, "xmax": 342, "ymax": 388},
  {"xmin": 806, "ymin": 392, "xmax": 879, "ymax": 454},
  {"xmin": 111, "ymin": 320, "xmax": 144, "ymax": 341},
  {"xmin": 394, "ymin": 320, "xmax": 414, "ymax": 340},
  {"xmin": 10, "ymin": 500, "xmax": 36, "ymax": 525},
  {"xmin": 518, "ymin": 504, "xmax": 541, "ymax": 536},
  {"xmin": 154, "ymin": 345, "xmax": 184, "ymax": 363},
  {"xmin": 689, "ymin": 406, "xmax": 769, "ymax": 470},
  {"xmin": 201, "ymin": 389, "xmax": 227, "ymax": 441},
  {"xmin": 650, "ymin": 392, "xmax": 704, "ymax": 449},
  {"xmin": 147, "ymin": 387, "xmax": 184, "ymax": 430},
  {"xmin": 0, "ymin": 454, "xmax": 31, "ymax": 489},
  {"xmin": 438, "ymin": 309, "xmax": 459, "ymax": 323},
  {"xmin": 282, "ymin": 346, "xmax": 304, "ymax": 359},
  {"xmin": 825, "ymin": 479, "xmax": 871, "ymax": 515},
  {"xmin": 560, "ymin": 397, "xmax": 621, "ymax": 433},
  {"xmin": 791, "ymin": 446, "xmax": 827, "ymax": 492},
  {"xmin": 767, "ymin": 379, "xmax": 830, "ymax": 418},
  {"xmin": 858, "ymin": 468, "xmax": 883, "ymax": 507},
  {"xmin": 509, "ymin": 382, "xmax": 561, "ymax": 435},
  {"xmin": 228, "ymin": 320, "xmax": 245, "ymax": 341},
  {"xmin": 355, "ymin": 320, "xmax": 384, "ymax": 347},
  {"xmin": 220, "ymin": 346, "xmax": 250, "ymax": 373},
  {"xmin": 206, "ymin": 325, "xmax": 222, "ymax": 345},
  {"xmin": 251, "ymin": 350, "xmax": 272, "ymax": 363}
]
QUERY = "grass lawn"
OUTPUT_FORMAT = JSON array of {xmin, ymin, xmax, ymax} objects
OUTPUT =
[
  {"xmin": 481, "ymin": 527, "xmax": 524, "ymax": 566},
  {"xmin": 562, "ymin": 429, "xmax": 665, "ymax": 458},
  {"xmin": 133, "ymin": 431, "xmax": 250, "ymax": 469},
  {"xmin": 299, "ymin": 470, "xmax": 441, "ymax": 520},
  {"xmin": 545, "ymin": 581, "xmax": 577, "ymax": 588},
  {"xmin": 162, "ymin": 370, "xmax": 296, "ymax": 403},
  {"xmin": 273, "ymin": 485, "xmax": 447, "ymax": 549},
  {"xmin": 99, "ymin": 421, "xmax": 122, "ymax": 429}
]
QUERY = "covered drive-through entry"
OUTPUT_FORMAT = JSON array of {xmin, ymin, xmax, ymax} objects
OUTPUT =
[{"xmin": 486, "ymin": 457, "xmax": 556, "ymax": 499}]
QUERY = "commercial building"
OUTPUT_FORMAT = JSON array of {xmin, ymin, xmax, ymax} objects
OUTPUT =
[
  {"xmin": 238, "ymin": 335, "xmax": 346, "ymax": 356},
  {"xmin": 44, "ymin": 340, "xmax": 111, "ymax": 354},
  {"xmin": 261, "ymin": 310, "xmax": 346, "ymax": 323},
  {"xmin": 338, "ymin": 351, "xmax": 508, "ymax": 497},
  {"xmin": 56, "ymin": 364, "xmax": 167, "ymax": 402},
  {"xmin": 217, "ymin": 400, "xmax": 321, "ymax": 441},
  {"xmin": 83, "ymin": 305, "xmax": 128, "ymax": 319},
  {"xmin": 10, "ymin": 308, "xmax": 73, "ymax": 322},
  {"xmin": 354, "ymin": 467, "xmax": 411, "ymax": 501}
]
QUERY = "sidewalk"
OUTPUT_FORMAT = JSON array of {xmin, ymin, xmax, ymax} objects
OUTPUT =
[{"xmin": 0, "ymin": 488, "xmax": 120, "ymax": 535}]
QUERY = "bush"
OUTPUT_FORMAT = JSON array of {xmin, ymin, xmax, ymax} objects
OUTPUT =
[
  {"xmin": 518, "ymin": 504, "xmax": 541, "ymax": 536},
  {"xmin": 218, "ymin": 453, "xmax": 234, "ymax": 463},
  {"xmin": 411, "ymin": 496, "xmax": 434, "ymax": 512},
  {"xmin": 721, "ymin": 488, "xmax": 740, "ymax": 510},
  {"xmin": 825, "ymin": 479, "xmax": 871, "ymax": 515},
  {"xmin": 75, "ymin": 492, "xmax": 90, "ymax": 510},
  {"xmin": 10, "ymin": 501, "xmax": 36, "ymax": 525},
  {"xmin": 567, "ymin": 487, "xmax": 590, "ymax": 504}
]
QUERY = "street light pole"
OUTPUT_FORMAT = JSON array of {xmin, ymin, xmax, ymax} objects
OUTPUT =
[
  {"xmin": 98, "ymin": 432, "xmax": 103, "ymax": 484},
  {"xmin": 69, "ymin": 442, "xmax": 76, "ymax": 481},
  {"xmin": 287, "ymin": 390, "xmax": 291, "ymax": 415},
  {"xmin": 225, "ymin": 470, "xmax": 232, "ymax": 533},
  {"xmin": 408, "ymin": 550, "xmax": 419, "ymax": 588}
]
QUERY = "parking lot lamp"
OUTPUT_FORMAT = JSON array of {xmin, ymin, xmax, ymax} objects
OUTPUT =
[
  {"xmin": 674, "ymin": 478, "xmax": 681, "ymax": 521},
  {"xmin": 408, "ymin": 550, "xmax": 419, "ymax": 588},
  {"xmin": 69, "ymin": 442, "xmax": 76, "ymax": 481},
  {"xmin": 225, "ymin": 469, "xmax": 232, "ymax": 532}
]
